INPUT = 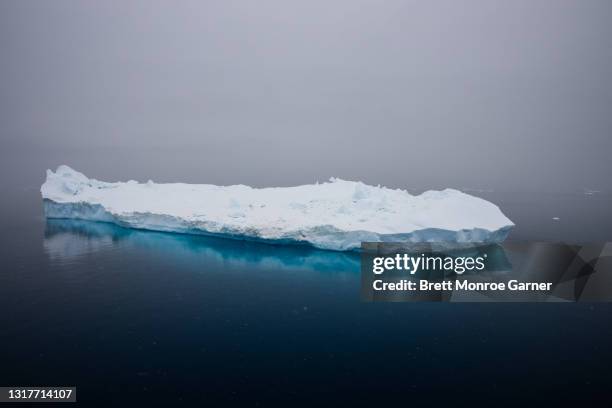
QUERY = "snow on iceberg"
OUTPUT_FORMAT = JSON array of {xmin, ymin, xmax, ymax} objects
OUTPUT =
[{"xmin": 41, "ymin": 165, "xmax": 514, "ymax": 251}]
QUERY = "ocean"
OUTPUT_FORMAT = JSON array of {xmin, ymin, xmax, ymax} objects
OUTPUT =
[{"xmin": 1, "ymin": 150, "xmax": 611, "ymax": 405}]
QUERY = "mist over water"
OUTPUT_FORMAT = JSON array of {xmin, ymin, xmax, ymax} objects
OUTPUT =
[{"xmin": 1, "ymin": 0, "xmax": 612, "ymax": 193}]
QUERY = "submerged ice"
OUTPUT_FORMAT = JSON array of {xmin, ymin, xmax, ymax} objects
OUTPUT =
[{"xmin": 41, "ymin": 165, "xmax": 514, "ymax": 251}]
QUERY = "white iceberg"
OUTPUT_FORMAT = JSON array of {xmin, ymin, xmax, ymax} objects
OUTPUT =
[{"xmin": 41, "ymin": 165, "xmax": 514, "ymax": 251}]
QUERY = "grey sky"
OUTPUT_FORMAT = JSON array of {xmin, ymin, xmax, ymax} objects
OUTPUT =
[{"xmin": 1, "ymin": 0, "xmax": 611, "ymax": 191}]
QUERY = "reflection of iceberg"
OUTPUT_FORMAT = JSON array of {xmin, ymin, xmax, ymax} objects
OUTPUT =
[
  {"xmin": 41, "ymin": 165, "xmax": 514, "ymax": 251},
  {"xmin": 44, "ymin": 220, "xmax": 116, "ymax": 261},
  {"xmin": 44, "ymin": 219, "xmax": 361, "ymax": 273}
]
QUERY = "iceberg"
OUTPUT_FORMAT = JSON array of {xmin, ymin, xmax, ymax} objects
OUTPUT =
[{"xmin": 41, "ymin": 165, "xmax": 514, "ymax": 251}]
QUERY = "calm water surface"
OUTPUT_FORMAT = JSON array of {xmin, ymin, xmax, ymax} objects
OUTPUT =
[{"xmin": 1, "ymin": 175, "xmax": 612, "ymax": 405}]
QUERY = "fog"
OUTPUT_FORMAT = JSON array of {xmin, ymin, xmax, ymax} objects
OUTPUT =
[{"xmin": 1, "ymin": 0, "xmax": 611, "ymax": 192}]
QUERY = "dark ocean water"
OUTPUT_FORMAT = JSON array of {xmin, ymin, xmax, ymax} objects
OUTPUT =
[{"xmin": 1, "ymin": 167, "xmax": 612, "ymax": 405}]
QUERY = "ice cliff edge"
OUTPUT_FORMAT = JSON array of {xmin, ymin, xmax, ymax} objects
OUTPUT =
[{"xmin": 41, "ymin": 165, "xmax": 514, "ymax": 251}]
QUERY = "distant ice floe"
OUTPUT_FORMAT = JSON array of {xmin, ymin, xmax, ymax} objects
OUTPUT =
[
  {"xmin": 41, "ymin": 165, "xmax": 514, "ymax": 251},
  {"xmin": 584, "ymin": 188, "xmax": 602, "ymax": 196}
]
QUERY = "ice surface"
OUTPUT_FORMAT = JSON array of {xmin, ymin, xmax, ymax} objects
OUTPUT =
[{"xmin": 41, "ymin": 165, "xmax": 514, "ymax": 251}]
